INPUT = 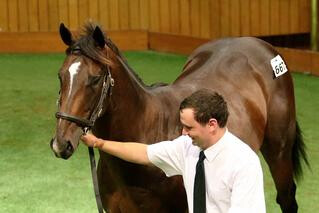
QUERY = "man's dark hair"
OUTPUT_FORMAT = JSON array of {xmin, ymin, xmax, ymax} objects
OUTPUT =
[{"xmin": 179, "ymin": 89, "xmax": 229, "ymax": 127}]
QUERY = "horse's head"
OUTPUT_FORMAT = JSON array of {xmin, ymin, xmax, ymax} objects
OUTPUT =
[{"xmin": 50, "ymin": 23, "xmax": 114, "ymax": 159}]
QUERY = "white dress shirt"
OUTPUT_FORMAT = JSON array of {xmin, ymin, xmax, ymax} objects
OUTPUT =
[{"xmin": 147, "ymin": 129, "xmax": 266, "ymax": 213}]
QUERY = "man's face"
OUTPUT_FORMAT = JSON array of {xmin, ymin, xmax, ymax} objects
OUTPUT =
[{"xmin": 179, "ymin": 108, "xmax": 211, "ymax": 149}]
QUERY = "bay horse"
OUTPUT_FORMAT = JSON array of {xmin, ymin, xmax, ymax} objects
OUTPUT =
[{"xmin": 50, "ymin": 23, "xmax": 308, "ymax": 213}]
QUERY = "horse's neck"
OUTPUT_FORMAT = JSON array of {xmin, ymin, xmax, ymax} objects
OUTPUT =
[
  {"xmin": 104, "ymin": 55, "xmax": 151, "ymax": 128},
  {"xmin": 99, "ymin": 56, "xmax": 181, "ymax": 141},
  {"xmin": 110, "ymin": 55, "xmax": 150, "ymax": 110}
]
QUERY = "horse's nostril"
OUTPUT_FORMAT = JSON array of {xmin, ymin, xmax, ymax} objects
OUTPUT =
[{"xmin": 66, "ymin": 141, "xmax": 74, "ymax": 152}]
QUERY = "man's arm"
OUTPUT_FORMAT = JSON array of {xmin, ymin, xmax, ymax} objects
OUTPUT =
[{"xmin": 81, "ymin": 133, "xmax": 151, "ymax": 165}]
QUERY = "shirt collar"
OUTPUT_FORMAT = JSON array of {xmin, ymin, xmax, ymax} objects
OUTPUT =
[{"xmin": 203, "ymin": 128, "xmax": 229, "ymax": 162}]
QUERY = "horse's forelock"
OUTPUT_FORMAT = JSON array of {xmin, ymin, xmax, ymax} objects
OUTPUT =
[
  {"xmin": 68, "ymin": 23, "xmax": 109, "ymax": 65},
  {"xmin": 69, "ymin": 23, "xmax": 126, "ymax": 67}
]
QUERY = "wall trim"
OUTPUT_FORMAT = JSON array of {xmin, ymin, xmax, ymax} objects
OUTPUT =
[
  {"xmin": 0, "ymin": 31, "xmax": 317, "ymax": 76},
  {"xmin": 0, "ymin": 30, "xmax": 148, "ymax": 53}
]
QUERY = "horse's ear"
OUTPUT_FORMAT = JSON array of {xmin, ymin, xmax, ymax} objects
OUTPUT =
[
  {"xmin": 59, "ymin": 23, "xmax": 73, "ymax": 46},
  {"xmin": 93, "ymin": 26, "xmax": 105, "ymax": 48}
]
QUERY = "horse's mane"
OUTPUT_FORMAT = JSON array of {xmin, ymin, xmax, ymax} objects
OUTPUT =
[{"xmin": 72, "ymin": 23, "xmax": 150, "ymax": 87}]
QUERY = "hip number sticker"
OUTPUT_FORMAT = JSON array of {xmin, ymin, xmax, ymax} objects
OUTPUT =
[{"xmin": 270, "ymin": 55, "xmax": 288, "ymax": 78}]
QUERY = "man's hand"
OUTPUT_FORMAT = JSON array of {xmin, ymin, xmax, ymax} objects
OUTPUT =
[{"xmin": 81, "ymin": 133, "xmax": 104, "ymax": 148}]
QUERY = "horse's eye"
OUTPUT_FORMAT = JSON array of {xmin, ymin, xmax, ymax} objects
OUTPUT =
[{"xmin": 88, "ymin": 75, "xmax": 101, "ymax": 86}]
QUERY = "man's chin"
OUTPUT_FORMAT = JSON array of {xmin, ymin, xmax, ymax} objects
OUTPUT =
[
  {"xmin": 192, "ymin": 140, "xmax": 199, "ymax": 146},
  {"xmin": 192, "ymin": 139, "xmax": 205, "ymax": 148}
]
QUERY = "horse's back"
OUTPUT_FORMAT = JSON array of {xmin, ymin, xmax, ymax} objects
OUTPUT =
[
  {"xmin": 177, "ymin": 37, "xmax": 286, "ymax": 84},
  {"xmin": 172, "ymin": 37, "xmax": 295, "ymax": 150}
]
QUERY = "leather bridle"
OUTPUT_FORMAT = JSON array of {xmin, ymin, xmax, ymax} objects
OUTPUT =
[
  {"xmin": 55, "ymin": 48, "xmax": 114, "ymax": 213},
  {"xmin": 55, "ymin": 67, "xmax": 114, "ymax": 132}
]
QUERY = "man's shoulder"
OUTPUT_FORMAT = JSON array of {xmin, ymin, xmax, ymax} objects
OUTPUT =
[
  {"xmin": 225, "ymin": 131, "xmax": 259, "ymax": 162},
  {"xmin": 227, "ymin": 132, "xmax": 253, "ymax": 150}
]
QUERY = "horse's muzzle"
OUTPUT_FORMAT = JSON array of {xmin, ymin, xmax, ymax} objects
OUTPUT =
[{"xmin": 50, "ymin": 137, "xmax": 74, "ymax": 160}]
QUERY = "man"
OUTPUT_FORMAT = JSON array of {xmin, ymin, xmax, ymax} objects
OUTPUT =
[{"xmin": 81, "ymin": 89, "xmax": 266, "ymax": 213}]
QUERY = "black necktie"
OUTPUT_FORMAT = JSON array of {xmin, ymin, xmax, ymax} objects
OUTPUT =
[{"xmin": 194, "ymin": 151, "xmax": 206, "ymax": 213}]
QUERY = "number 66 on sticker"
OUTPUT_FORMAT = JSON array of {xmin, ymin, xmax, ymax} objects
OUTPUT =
[{"xmin": 270, "ymin": 55, "xmax": 288, "ymax": 78}]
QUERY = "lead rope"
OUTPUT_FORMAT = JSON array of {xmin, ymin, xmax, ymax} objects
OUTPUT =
[{"xmin": 88, "ymin": 146, "xmax": 104, "ymax": 213}]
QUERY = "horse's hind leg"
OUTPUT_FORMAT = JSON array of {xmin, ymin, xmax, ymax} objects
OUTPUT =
[
  {"xmin": 261, "ymin": 107, "xmax": 298, "ymax": 212},
  {"xmin": 262, "ymin": 144, "xmax": 297, "ymax": 213}
]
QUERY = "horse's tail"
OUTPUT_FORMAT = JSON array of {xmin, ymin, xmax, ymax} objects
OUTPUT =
[{"xmin": 293, "ymin": 121, "xmax": 310, "ymax": 181}]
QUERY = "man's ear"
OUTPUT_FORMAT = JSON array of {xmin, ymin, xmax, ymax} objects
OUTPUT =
[{"xmin": 208, "ymin": 118, "xmax": 218, "ymax": 130}]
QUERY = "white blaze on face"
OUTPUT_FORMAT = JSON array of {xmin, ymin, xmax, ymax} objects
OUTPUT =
[{"xmin": 68, "ymin": 61, "xmax": 81, "ymax": 98}]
